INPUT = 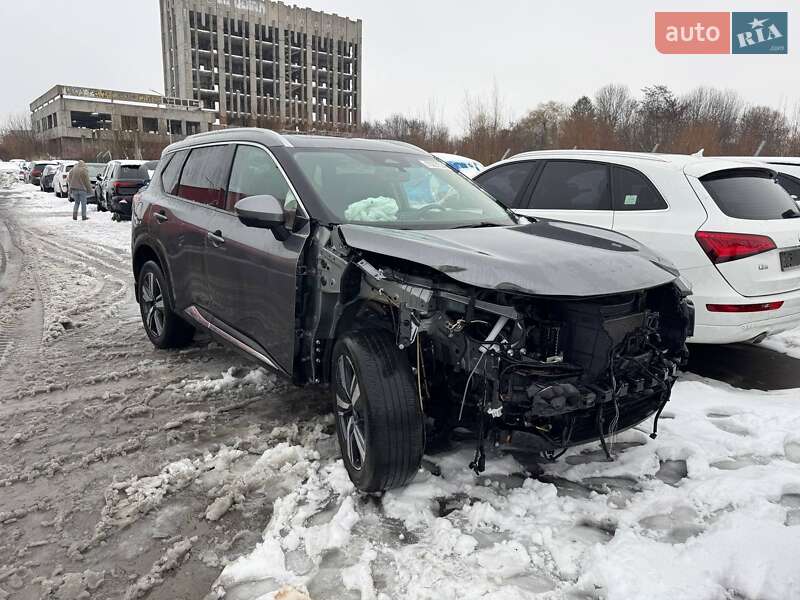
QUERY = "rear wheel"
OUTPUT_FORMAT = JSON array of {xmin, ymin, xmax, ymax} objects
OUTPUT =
[
  {"xmin": 332, "ymin": 330, "xmax": 424, "ymax": 492},
  {"xmin": 137, "ymin": 261, "xmax": 194, "ymax": 349}
]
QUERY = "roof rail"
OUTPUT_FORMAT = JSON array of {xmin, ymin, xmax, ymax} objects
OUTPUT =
[
  {"xmin": 511, "ymin": 149, "xmax": 672, "ymax": 163},
  {"xmin": 182, "ymin": 127, "xmax": 293, "ymax": 146}
]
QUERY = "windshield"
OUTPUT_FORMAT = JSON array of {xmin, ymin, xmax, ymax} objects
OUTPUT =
[{"xmin": 290, "ymin": 149, "xmax": 515, "ymax": 229}]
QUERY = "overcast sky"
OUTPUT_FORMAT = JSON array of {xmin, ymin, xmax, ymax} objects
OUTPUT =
[{"xmin": 1, "ymin": 0, "xmax": 797, "ymax": 131}]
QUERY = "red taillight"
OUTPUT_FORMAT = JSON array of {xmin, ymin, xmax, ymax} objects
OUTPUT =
[
  {"xmin": 114, "ymin": 182, "xmax": 140, "ymax": 191},
  {"xmin": 695, "ymin": 231, "xmax": 776, "ymax": 264},
  {"xmin": 707, "ymin": 301, "xmax": 784, "ymax": 313}
]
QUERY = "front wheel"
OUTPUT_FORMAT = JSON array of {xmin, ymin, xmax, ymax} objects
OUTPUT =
[
  {"xmin": 137, "ymin": 261, "xmax": 195, "ymax": 349},
  {"xmin": 332, "ymin": 330, "xmax": 424, "ymax": 492}
]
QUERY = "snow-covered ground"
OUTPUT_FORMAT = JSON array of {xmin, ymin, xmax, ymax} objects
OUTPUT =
[
  {"xmin": 210, "ymin": 374, "xmax": 800, "ymax": 600},
  {"xmin": 1, "ymin": 185, "xmax": 800, "ymax": 600}
]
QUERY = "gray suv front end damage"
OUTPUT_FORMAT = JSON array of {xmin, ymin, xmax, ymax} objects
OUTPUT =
[{"xmin": 298, "ymin": 219, "xmax": 693, "ymax": 480}]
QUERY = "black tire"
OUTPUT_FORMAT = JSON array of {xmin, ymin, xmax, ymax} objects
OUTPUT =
[
  {"xmin": 332, "ymin": 330, "xmax": 424, "ymax": 492},
  {"xmin": 137, "ymin": 261, "xmax": 195, "ymax": 349}
]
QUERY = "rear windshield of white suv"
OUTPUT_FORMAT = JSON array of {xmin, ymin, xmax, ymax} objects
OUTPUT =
[
  {"xmin": 701, "ymin": 169, "xmax": 800, "ymax": 220},
  {"xmin": 116, "ymin": 164, "xmax": 147, "ymax": 179}
]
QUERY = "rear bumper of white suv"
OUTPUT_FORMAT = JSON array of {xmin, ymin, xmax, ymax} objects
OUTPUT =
[{"xmin": 686, "ymin": 264, "xmax": 800, "ymax": 344}]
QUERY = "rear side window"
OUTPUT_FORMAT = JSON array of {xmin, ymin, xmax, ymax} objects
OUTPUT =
[
  {"xmin": 160, "ymin": 151, "xmax": 187, "ymax": 195},
  {"xmin": 177, "ymin": 145, "xmax": 234, "ymax": 208},
  {"xmin": 530, "ymin": 161, "xmax": 611, "ymax": 210},
  {"xmin": 701, "ymin": 169, "xmax": 799, "ymax": 220},
  {"xmin": 777, "ymin": 173, "xmax": 800, "ymax": 199},
  {"xmin": 226, "ymin": 145, "xmax": 295, "ymax": 212},
  {"xmin": 474, "ymin": 161, "xmax": 536, "ymax": 208},
  {"xmin": 613, "ymin": 167, "xmax": 667, "ymax": 211}
]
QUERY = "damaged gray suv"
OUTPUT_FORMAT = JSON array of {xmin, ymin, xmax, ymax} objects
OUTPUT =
[{"xmin": 132, "ymin": 129, "xmax": 694, "ymax": 492}]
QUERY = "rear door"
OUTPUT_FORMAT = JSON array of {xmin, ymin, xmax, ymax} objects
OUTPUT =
[
  {"xmin": 473, "ymin": 160, "xmax": 540, "ymax": 209},
  {"xmin": 204, "ymin": 143, "xmax": 308, "ymax": 375},
  {"xmin": 520, "ymin": 160, "xmax": 614, "ymax": 229},
  {"xmin": 692, "ymin": 168, "xmax": 800, "ymax": 297},
  {"xmin": 605, "ymin": 165, "xmax": 701, "ymax": 267},
  {"xmin": 152, "ymin": 145, "xmax": 234, "ymax": 311}
]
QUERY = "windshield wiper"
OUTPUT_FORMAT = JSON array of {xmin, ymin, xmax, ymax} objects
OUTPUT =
[
  {"xmin": 781, "ymin": 209, "xmax": 800, "ymax": 219},
  {"xmin": 451, "ymin": 222, "xmax": 505, "ymax": 229}
]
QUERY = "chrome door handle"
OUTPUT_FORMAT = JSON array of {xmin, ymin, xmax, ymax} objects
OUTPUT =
[
  {"xmin": 207, "ymin": 230, "xmax": 225, "ymax": 246},
  {"xmin": 154, "ymin": 212, "xmax": 168, "ymax": 223}
]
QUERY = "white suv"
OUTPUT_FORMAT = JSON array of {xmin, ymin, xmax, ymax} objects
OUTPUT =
[
  {"xmin": 473, "ymin": 150, "xmax": 800, "ymax": 344},
  {"xmin": 53, "ymin": 161, "xmax": 77, "ymax": 198}
]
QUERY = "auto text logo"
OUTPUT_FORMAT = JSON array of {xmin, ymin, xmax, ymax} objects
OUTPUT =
[{"xmin": 655, "ymin": 12, "xmax": 787, "ymax": 54}]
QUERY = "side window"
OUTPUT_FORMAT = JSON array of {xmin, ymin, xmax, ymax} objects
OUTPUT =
[
  {"xmin": 777, "ymin": 173, "xmax": 800, "ymax": 199},
  {"xmin": 613, "ymin": 167, "xmax": 667, "ymax": 211},
  {"xmin": 177, "ymin": 145, "xmax": 234, "ymax": 209},
  {"xmin": 474, "ymin": 161, "xmax": 537, "ymax": 208},
  {"xmin": 226, "ymin": 145, "xmax": 297, "ymax": 213},
  {"xmin": 160, "ymin": 150, "xmax": 188, "ymax": 196},
  {"xmin": 530, "ymin": 161, "xmax": 611, "ymax": 210}
]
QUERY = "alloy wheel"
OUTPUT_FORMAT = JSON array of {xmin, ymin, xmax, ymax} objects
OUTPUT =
[
  {"xmin": 140, "ymin": 272, "xmax": 165, "ymax": 339},
  {"xmin": 335, "ymin": 354, "xmax": 366, "ymax": 471}
]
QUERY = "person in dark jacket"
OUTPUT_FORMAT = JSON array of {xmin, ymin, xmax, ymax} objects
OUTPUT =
[{"xmin": 68, "ymin": 161, "xmax": 92, "ymax": 221}]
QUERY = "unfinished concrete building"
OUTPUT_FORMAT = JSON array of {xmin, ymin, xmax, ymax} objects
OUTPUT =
[{"xmin": 159, "ymin": 0, "xmax": 362, "ymax": 131}]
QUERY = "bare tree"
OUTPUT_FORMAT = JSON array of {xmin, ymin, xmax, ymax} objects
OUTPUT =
[
  {"xmin": 594, "ymin": 84, "xmax": 637, "ymax": 148},
  {"xmin": 512, "ymin": 101, "xmax": 569, "ymax": 151},
  {"xmin": 0, "ymin": 113, "xmax": 46, "ymax": 160},
  {"xmin": 736, "ymin": 105, "xmax": 789, "ymax": 156},
  {"xmin": 460, "ymin": 81, "xmax": 509, "ymax": 164},
  {"xmin": 637, "ymin": 85, "xmax": 682, "ymax": 151}
]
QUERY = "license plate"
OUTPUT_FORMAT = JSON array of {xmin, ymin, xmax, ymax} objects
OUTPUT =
[{"xmin": 780, "ymin": 248, "xmax": 800, "ymax": 271}]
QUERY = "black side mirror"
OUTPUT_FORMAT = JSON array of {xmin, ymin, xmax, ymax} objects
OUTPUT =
[{"xmin": 234, "ymin": 194, "xmax": 289, "ymax": 240}]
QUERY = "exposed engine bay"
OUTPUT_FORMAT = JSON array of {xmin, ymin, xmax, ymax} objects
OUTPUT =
[{"xmin": 300, "ymin": 226, "xmax": 695, "ymax": 472}]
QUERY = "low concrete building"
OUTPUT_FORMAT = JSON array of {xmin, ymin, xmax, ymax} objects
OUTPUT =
[{"xmin": 30, "ymin": 85, "xmax": 217, "ymax": 159}]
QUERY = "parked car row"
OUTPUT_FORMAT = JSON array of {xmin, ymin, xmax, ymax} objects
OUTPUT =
[{"xmin": 20, "ymin": 158, "xmax": 156, "ymax": 221}]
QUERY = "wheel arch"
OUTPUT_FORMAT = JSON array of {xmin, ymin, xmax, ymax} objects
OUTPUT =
[
  {"xmin": 321, "ymin": 298, "xmax": 398, "ymax": 385},
  {"xmin": 132, "ymin": 239, "xmax": 177, "ymax": 308}
]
